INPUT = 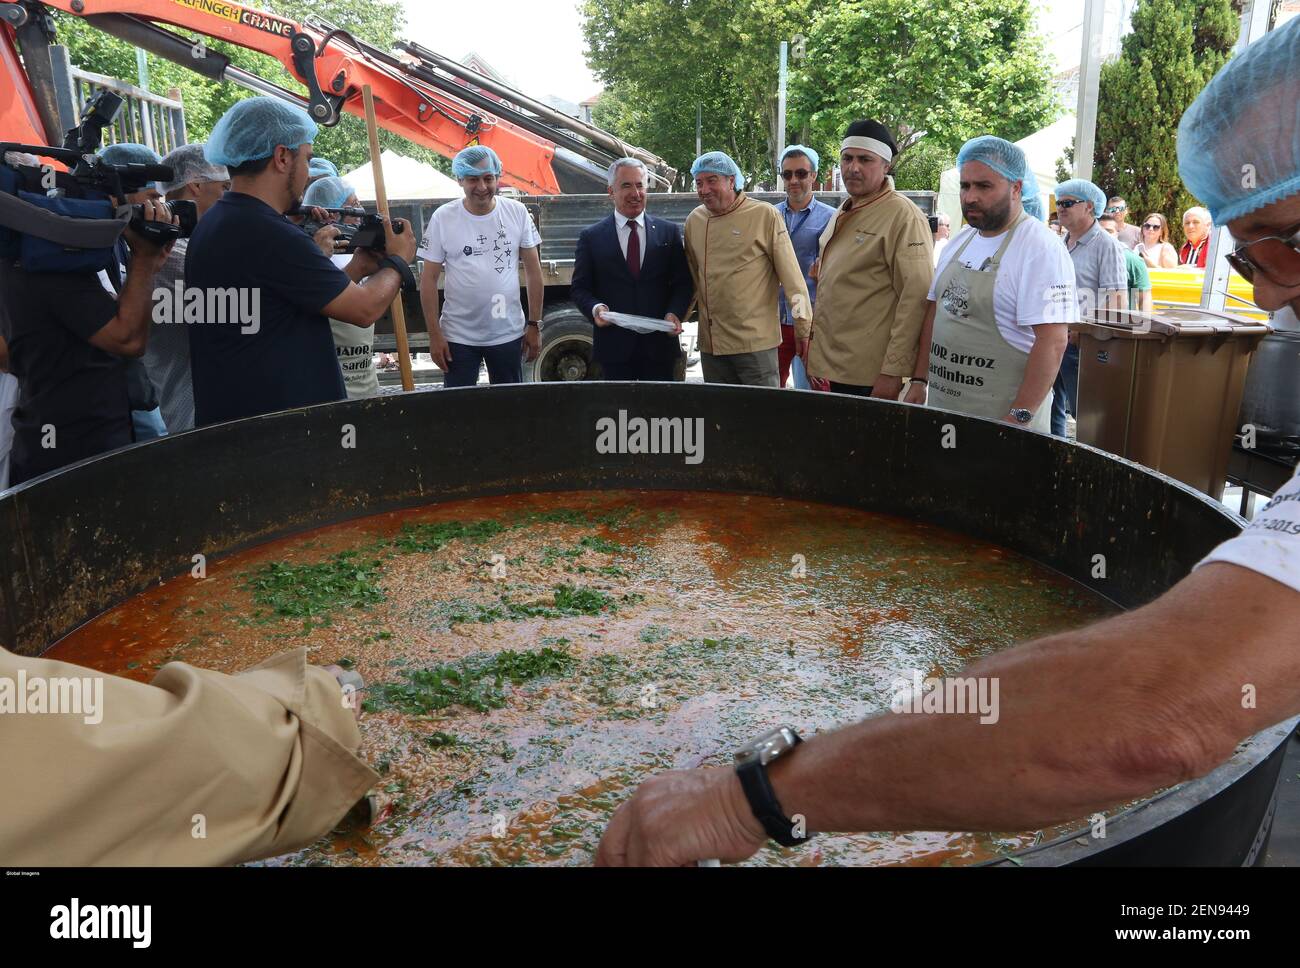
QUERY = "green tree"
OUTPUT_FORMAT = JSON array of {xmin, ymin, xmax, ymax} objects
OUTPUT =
[
  {"xmin": 50, "ymin": 0, "xmax": 449, "ymax": 174},
  {"xmin": 790, "ymin": 0, "xmax": 1059, "ymax": 170},
  {"xmin": 1092, "ymin": 0, "xmax": 1238, "ymax": 228},
  {"xmin": 581, "ymin": 0, "xmax": 819, "ymax": 188},
  {"xmin": 891, "ymin": 139, "xmax": 954, "ymax": 192}
]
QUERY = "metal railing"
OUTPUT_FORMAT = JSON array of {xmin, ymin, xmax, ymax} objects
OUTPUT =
[{"xmin": 48, "ymin": 45, "xmax": 186, "ymax": 155}]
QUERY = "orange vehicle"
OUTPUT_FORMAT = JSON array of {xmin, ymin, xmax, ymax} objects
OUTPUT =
[{"xmin": 1, "ymin": 0, "xmax": 675, "ymax": 194}]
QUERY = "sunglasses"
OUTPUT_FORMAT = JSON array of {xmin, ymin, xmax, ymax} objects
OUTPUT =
[
  {"xmin": 1225, "ymin": 221, "xmax": 1300, "ymax": 288},
  {"xmin": 781, "ymin": 169, "xmax": 811, "ymax": 180},
  {"xmin": 1105, "ymin": 205, "xmax": 1126, "ymax": 213},
  {"xmin": 1057, "ymin": 198, "xmax": 1084, "ymax": 210},
  {"xmin": 1142, "ymin": 222, "xmax": 1162, "ymax": 230}
]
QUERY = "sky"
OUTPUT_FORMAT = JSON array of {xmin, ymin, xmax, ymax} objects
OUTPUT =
[{"xmin": 401, "ymin": 0, "xmax": 1134, "ymax": 106}]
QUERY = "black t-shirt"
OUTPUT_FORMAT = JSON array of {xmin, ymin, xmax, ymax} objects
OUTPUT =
[
  {"xmin": 185, "ymin": 192, "xmax": 351, "ymax": 426},
  {"xmin": 0, "ymin": 261, "xmax": 129, "ymax": 486}
]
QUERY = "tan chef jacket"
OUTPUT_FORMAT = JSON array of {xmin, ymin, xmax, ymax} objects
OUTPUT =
[
  {"xmin": 807, "ymin": 178, "xmax": 934, "ymax": 385},
  {"xmin": 684, "ymin": 192, "xmax": 812, "ymax": 355},
  {"xmin": 0, "ymin": 645, "xmax": 379, "ymax": 865}
]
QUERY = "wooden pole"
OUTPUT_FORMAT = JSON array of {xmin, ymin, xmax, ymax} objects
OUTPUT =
[{"xmin": 361, "ymin": 84, "xmax": 415, "ymax": 392}]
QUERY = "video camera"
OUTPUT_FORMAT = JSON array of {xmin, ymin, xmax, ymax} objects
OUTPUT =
[
  {"xmin": 0, "ymin": 90, "xmax": 195, "ymax": 269},
  {"xmin": 299, "ymin": 206, "xmax": 404, "ymax": 254}
]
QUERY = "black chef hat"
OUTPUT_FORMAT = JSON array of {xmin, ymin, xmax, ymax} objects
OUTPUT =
[{"xmin": 841, "ymin": 119, "xmax": 897, "ymax": 164}]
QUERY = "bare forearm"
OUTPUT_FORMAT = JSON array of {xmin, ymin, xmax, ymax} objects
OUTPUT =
[
  {"xmin": 768, "ymin": 564, "xmax": 1295, "ymax": 834},
  {"xmin": 911, "ymin": 302, "xmax": 937, "ymax": 381},
  {"xmin": 356, "ymin": 269, "xmax": 403, "ymax": 325},
  {"xmin": 1009, "ymin": 330, "xmax": 1065, "ymax": 412},
  {"xmin": 525, "ymin": 267, "xmax": 544, "ymax": 323}
]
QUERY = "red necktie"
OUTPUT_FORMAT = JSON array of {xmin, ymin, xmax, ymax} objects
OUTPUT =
[{"xmin": 626, "ymin": 219, "xmax": 640, "ymax": 279}]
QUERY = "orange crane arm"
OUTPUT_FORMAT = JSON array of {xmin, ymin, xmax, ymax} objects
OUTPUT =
[{"xmin": 9, "ymin": 0, "xmax": 571, "ymax": 192}]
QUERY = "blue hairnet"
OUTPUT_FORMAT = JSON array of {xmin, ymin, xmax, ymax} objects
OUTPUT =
[
  {"xmin": 303, "ymin": 176, "xmax": 356, "ymax": 210},
  {"xmin": 956, "ymin": 136, "xmax": 1027, "ymax": 184},
  {"xmin": 452, "ymin": 145, "xmax": 502, "ymax": 179},
  {"xmin": 1178, "ymin": 17, "xmax": 1300, "ymax": 224},
  {"xmin": 308, "ymin": 157, "xmax": 339, "ymax": 179},
  {"xmin": 205, "ymin": 96, "xmax": 318, "ymax": 168},
  {"xmin": 780, "ymin": 144, "xmax": 819, "ymax": 173},
  {"xmin": 1021, "ymin": 168, "xmax": 1045, "ymax": 221},
  {"xmin": 99, "ymin": 142, "xmax": 161, "ymax": 166},
  {"xmin": 1054, "ymin": 178, "xmax": 1107, "ymax": 218},
  {"xmin": 690, "ymin": 150, "xmax": 746, "ymax": 190}
]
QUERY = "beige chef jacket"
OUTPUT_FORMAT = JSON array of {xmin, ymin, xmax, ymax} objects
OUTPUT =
[
  {"xmin": 0, "ymin": 645, "xmax": 378, "ymax": 865},
  {"xmin": 684, "ymin": 192, "xmax": 812, "ymax": 355},
  {"xmin": 807, "ymin": 178, "xmax": 934, "ymax": 385}
]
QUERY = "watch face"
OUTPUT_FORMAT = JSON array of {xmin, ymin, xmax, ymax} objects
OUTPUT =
[{"xmin": 735, "ymin": 726, "xmax": 800, "ymax": 767}]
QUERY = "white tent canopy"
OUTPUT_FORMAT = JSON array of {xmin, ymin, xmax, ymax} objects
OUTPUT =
[
  {"xmin": 938, "ymin": 113, "xmax": 1077, "ymax": 227},
  {"xmin": 343, "ymin": 150, "xmax": 460, "ymax": 201}
]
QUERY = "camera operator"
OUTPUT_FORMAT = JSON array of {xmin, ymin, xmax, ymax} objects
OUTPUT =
[
  {"xmin": 148, "ymin": 144, "xmax": 230, "ymax": 433},
  {"xmin": 98, "ymin": 143, "xmax": 171, "ymax": 441},
  {"xmin": 0, "ymin": 195, "xmax": 178, "ymax": 486},
  {"xmin": 302, "ymin": 175, "xmax": 381, "ymax": 399},
  {"xmin": 186, "ymin": 97, "xmax": 417, "ymax": 426}
]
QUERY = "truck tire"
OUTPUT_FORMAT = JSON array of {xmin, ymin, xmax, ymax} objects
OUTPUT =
[{"xmin": 529, "ymin": 304, "xmax": 603, "ymax": 382}]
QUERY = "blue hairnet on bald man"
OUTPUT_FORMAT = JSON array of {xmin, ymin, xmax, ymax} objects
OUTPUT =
[
  {"xmin": 302, "ymin": 176, "xmax": 356, "ymax": 210},
  {"xmin": 99, "ymin": 142, "xmax": 162, "ymax": 167},
  {"xmin": 780, "ymin": 144, "xmax": 820, "ymax": 173},
  {"xmin": 205, "ymin": 96, "xmax": 319, "ymax": 169},
  {"xmin": 1054, "ymin": 178, "xmax": 1107, "ymax": 218},
  {"xmin": 956, "ymin": 136, "xmax": 1028, "ymax": 184},
  {"xmin": 1178, "ymin": 16, "xmax": 1300, "ymax": 225},
  {"xmin": 307, "ymin": 157, "xmax": 339, "ymax": 180},
  {"xmin": 690, "ymin": 151, "xmax": 746, "ymax": 190},
  {"xmin": 452, "ymin": 145, "xmax": 502, "ymax": 180}
]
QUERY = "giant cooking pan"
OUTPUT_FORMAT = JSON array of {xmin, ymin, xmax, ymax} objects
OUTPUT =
[{"xmin": 0, "ymin": 383, "xmax": 1292, "ymax": 866}]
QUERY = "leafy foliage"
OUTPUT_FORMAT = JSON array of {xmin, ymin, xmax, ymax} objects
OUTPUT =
[
  {"xmin": 1091, "ymin": 0, "xmax": 1238, "ymax": 232},
  {"xmin": 583, "ymin": 0, "xmax": 1057, "ymax": 188}
]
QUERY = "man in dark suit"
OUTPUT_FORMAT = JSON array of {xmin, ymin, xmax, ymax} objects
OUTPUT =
[{"xmin": 571, "ymin": 158, "xmax": 694, "ymax": 380}]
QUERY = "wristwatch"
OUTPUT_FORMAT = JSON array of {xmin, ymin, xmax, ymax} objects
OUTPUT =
[
  {"xmin": 379, "ymin": 254, "xmax": 418, "ymax": 293},
  {"xmin": 526, "ymin": 319, "xmax": 542, "ymax": 330},
  {"xmin": 734, "ymin": 726, "xmax": 811, "ymax": 847},
  {"xmin": 1008, "ymin": 407, "xmax": 1033, "ymax": 424}
]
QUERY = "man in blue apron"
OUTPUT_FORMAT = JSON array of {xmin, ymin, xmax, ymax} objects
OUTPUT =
[{"xmin": 902, "ymin": 137, "xmax": 1077, "ymax": 431}]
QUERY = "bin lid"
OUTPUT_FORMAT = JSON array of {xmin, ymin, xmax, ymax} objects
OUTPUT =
[{"xmin": 1079, "ymin": 307, "xmax": 1271, "ymax": 338}]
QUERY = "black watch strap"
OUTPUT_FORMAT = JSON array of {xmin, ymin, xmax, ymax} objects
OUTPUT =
[
  {"xmin": 380, "ymin": 254, "xmax": 417, "ymax": 293},
  {"xmin": 735, "ymin": 746, "xmax": 806, "ymax": 848}
]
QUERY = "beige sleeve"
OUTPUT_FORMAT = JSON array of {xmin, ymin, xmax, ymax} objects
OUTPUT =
[
  {"xmin": 0, "ymin": 646, "xmax": 378, "ymax": 866},
  {"xmin": 770, "ymin": 211, "xmax": 812, "ymax": 340},
  {"xmin": 882, "ymin": 208, "xmax": 936, "ymax": 378}
]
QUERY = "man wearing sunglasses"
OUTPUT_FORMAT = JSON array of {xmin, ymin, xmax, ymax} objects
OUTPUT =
[
  {"xmin": 1104, "ymin": 196, "xmax": 1141, "ymax": 249},
  {"xmin": 773, "ymin": 145, "xmax": 836, "ymax": 388},
  {"xmin": 597, "ymin": 20, "xmax": 1300, "ymax": 867},
  {"xmin": 1051, "ymin": 178, "xmax": 1128, "ymax": 438}
]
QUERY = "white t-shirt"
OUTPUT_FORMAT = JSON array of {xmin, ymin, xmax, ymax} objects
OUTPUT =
[
  {"xmin": 328, "ymin": 254, "xmax": 378, "ymax": 399},
  {"xmin": 417, "ymin": 197, "xmax": 541, "ymax": 347},
  {"xmin": 1197, "ymin": 468, "xmax": 1300, "ymax": 595},
  {"xmin": 929, "ymin": 218, "xmax": 1079, "ymax": 354}
]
